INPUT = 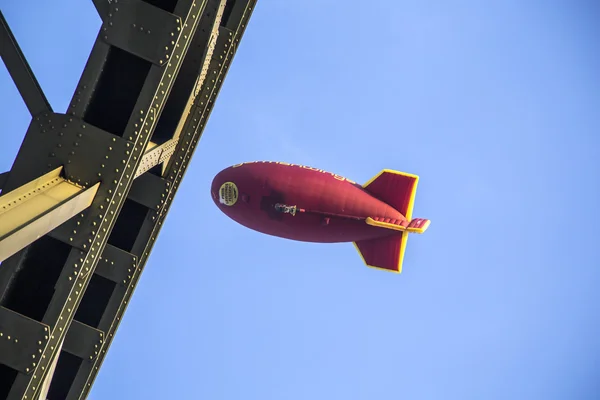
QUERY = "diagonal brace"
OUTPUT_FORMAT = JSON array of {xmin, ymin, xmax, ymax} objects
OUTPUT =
[
  {"xmin": 135, "ymin": 140, "xmax": 178, "ymax": 178},
  {"xmin": 0, "ymin": 10, "xmax": 52, "ymax": 117}
]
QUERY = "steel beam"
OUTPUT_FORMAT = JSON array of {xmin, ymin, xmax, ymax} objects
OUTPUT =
[
  {"xmin": 0, "ymin": 167, "xmax": 100, "ymax": 263},
  {"xmin": 0, "ymin": 11, "xmax": 52, "ymax": 117},
  {"xmin": 71, "ymin": 2, "xmax": 258, "ymax": 395},
  {"xmin": 1, "ymin": 0, "xmax": 205, "ymax": 398},
  {"xmin": 0, "ymin": 0, "xmax": 257, "ymax": 398}
]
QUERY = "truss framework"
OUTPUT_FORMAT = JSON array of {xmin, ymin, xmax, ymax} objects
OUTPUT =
[{"xmin": 0, "ymin": 0, "xmax": 257, "ymax": 398}]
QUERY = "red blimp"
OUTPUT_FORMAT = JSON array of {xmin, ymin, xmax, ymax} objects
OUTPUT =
[{"xmin": 211, "ymin": 161, "xmax": 430, "ymax": 273}]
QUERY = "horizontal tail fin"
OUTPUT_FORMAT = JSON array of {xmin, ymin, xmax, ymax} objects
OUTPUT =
[
  {"xmin": 363, "ymin": 169, "xmax": 419, "ymax": 219},
  {"xmin": 365, "ymin": 217, "xmax": 431, "ymax": 234},
  {"xmin": 353, "ymin": 233, "xmax": 409, "ymax": 273},
  {"xmin": 406, "ymin": 218, "xmax": 430, "ymax": 233}
]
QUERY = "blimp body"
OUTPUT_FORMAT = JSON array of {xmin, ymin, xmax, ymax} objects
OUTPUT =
[{"xmin": 211, "ymin": 161, "xmax": 430, "ymax": 273}]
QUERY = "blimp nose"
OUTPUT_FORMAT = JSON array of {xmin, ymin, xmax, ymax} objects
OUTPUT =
[
  {"xmin": 210, "ymin": 172, "xmax": 225, "ymax": 205},
  {"xmin": 210, "ymin": 175, "xmax": 220, "ymax": 203}
]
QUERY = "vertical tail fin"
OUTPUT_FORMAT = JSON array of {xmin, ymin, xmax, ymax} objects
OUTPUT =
[
  {"xmin": 354, "ymin": 232, "xmax": 409, "ymax": 273},
  {"xmin": 355, "ymin": 169, "xmax": 429, "ymax": 273},
  {"xmin": 362, "ymin": 169, "xmax": 419, "ymax": 219}
]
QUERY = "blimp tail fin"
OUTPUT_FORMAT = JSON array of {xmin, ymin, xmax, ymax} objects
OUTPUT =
[
  {"xmin": 358, "ymin": 169, "xmax": 429, "ymax": 273},
  {"xmin": 353, "ymin": 233, "xmax": 409, "ymax": 273},
  {"xmin": 363, "ymin": 169, "xmax": 419, "ymax": 219}
]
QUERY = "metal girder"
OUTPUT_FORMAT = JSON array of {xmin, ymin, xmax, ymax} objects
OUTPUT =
[
  {"xmin": 0, "ymin": 11, "xmax": 52, "ymax": 117},
  {"xmin": 62, "ymin": 1, "xmax": 258, "ymax": 398},
  {"xmin": 0, "ymin": 167, "xmax": 100, "ymax": 263},
  {"xmin": 79, "ymin": 0, "xmax": 257, "ymax": 389},
  {"xmin": 0, "ymin": 0, "xmax": 209, "ymax": 398},
  {"xmin": 0, "ymin": 0, "xmax": 257, "ymax": 398}
]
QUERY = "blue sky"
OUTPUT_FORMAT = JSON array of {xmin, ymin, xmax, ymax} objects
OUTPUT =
[{"xmin": 1, "ymin": 1, "xmax": 599, "ymax": 399}]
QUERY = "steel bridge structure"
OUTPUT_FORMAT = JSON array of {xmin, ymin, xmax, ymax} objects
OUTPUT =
[{"xmin": 0, "ymin": 0, "xmax": 256, "ymax": 398}]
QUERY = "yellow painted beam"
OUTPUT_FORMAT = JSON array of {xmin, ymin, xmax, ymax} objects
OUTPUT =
[{"xmin": 0, "ymin": 167, "xmax": 100, "ymax": 262}]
